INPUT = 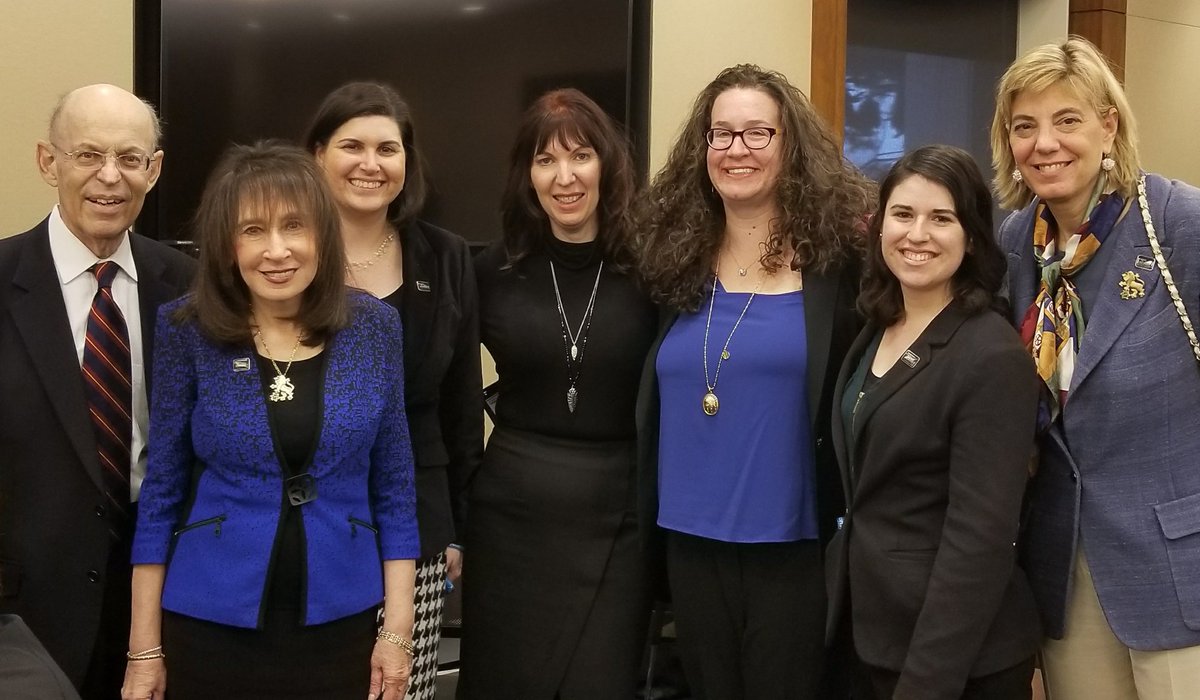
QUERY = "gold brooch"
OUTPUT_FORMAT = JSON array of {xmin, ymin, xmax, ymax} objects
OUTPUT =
[{"xmin": 1119, "ymin": 271, "xmax": 1146, "ymax": 300}]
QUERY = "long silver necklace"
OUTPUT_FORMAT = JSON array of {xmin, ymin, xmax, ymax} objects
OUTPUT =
[
  {"xmin": 701, "ymin": 267, "xmax": 761, "ymax": 416},
  {"xmin": 252, "ymin": 315, "xmax": 303, "ymax": 402},
  {"xmin": 550, "ymin": 259, "xmax": 603, "ymax": 413}
]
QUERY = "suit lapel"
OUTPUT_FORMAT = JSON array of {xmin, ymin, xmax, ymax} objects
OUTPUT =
[
  {"xmin": 9, "ymin": 225, "xmax": 105, "ymax": 491},
  {"xmin": 130, "ymin": 234, "xmax": 176, "ymax": 402},
  {"xmin": 831, "ymin": 323, "xmax": 876, "ymax": 505},
  {"xmin": 849, "ymin": 303, "xmax": 971, "ymax": 489},
  {"xmin": 803, "ymin": 266, "xmax": 837, "ymax": 424},
  {"xmin": 400, "ymin": 223, "xmax": 438, "ymax": 378},
  {"xmin": 1070, "ymin": 197, "xmax": 1161, "ymax": 393},
  {"xmin": 1004, "ymin": 209, "xmax": 1039, "ymax": 323}
]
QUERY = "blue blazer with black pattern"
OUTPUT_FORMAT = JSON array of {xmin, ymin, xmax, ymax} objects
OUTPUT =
[{"xmin": 132, "ymin": 291, "xmax": 419, "ymax": 629}]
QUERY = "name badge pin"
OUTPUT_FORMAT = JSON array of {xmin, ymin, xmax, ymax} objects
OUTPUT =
[
  {"xmin": 415, "ymin": 280, "xmax": 431, "ymax": 292},
  {"xmin": 900, "ymin": 349, "xmax": 920, "ymax": 368},
  {"xmin": 232, "ymin": 357, "xmax": 251, "ymax": 372},
  {"xmin": 1135, "ymin": 255, "xmax": 1155, "ymax": 271}
]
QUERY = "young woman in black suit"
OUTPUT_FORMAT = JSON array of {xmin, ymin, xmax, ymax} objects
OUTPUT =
[
  {"xmin": 305, "ymin": 82, "xmax": 483, "ymax": 699},
  {"xmin": 828, "ymin": 145, "xmax": 1041, "ymax": 700}
]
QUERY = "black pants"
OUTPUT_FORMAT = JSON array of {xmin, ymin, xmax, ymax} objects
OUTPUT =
[
  {"xmin": 864, "ymin": 656, "xmax": 1036, "ymax": 700},
  {"xmin": 666, "ymin": 531, "xmax": 826, "ymax": 700}
]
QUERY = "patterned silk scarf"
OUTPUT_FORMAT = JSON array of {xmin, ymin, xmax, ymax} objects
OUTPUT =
[{"xmin": 1019, "ymin": 192, "xmax": 1124, "ymax": 428}]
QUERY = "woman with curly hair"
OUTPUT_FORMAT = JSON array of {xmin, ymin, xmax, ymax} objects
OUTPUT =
[
  {"xmin": 458, "ymin": 88, "xmax": 656, "ymax": 700},
  {"xmin": 635, "ymin": 64, "xmax": 875, "ymax": 699}
]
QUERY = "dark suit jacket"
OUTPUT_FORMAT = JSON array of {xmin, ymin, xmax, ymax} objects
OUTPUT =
[
  {"xmin": 0, "ymin": 219, "xmax": 195, "ymax": 686},
  {"xmin": 827, "ymin": 302, "xmax": 1041, "ymax": 700},
  {"xmin": 636, "ymin": 260, "xmax": 862, "ymax": 573},
  {"xmin": 0, "ymin": 615, "xmax": 80, "ymax": 700},
  {"xmin": 397, "ymin": 220, "xmax": 483, "ymax": 559}
]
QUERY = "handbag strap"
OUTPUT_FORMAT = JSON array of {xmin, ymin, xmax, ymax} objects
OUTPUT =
[{"xmin": 1136, "ymin": 174, "xmax": 1200, "ymax": 364}]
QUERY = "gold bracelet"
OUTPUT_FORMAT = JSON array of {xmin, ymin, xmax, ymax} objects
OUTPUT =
[
  {"xmin": 127, "ymin": 646, "xmax": 166, "ymax": 661},
  {"xmin": 376, "ymin": 629, "xmax": 415, "ymax": 655}
]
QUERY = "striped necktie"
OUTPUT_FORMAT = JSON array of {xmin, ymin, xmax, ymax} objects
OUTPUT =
[{"xmin": 82, "ymin": 261, "xmax": 133, "ymax": 520}]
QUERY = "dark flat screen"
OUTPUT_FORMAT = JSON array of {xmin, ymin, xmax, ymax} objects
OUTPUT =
[{"xmin": 138, "ymin": 0, "xmax": 647, "ymax": 244}]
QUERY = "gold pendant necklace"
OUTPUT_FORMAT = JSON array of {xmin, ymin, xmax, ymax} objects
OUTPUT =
[
  {"xmin": 701, "ymin": 266, "xmax": 761, "ymax": 416},
  {"xmin": 252, "ymin": 315, "xmax": 302, "ymax": 402},
  {"xmin": 345, "ymin": 231, "xmax": 395, "ymax": 271}
]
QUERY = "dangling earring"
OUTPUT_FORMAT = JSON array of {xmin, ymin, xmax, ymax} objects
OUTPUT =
[
  {"xmin": 1101, "ymin": 154, "xmax": 1115, "ymax": 172},
  {"xmin": 1011, "ymin": 168, "xmax": 1023, "ymax": 183}
]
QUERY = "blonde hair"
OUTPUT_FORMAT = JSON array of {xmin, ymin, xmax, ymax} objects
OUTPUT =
[{"xmin": 990, "ymin": 36, "xmax": 1140, "ymax": 210}]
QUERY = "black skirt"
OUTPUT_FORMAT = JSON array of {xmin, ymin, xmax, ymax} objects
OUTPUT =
[
  {"xmin": 161, "ymin": 604, "xmax": 377, "ymax": 700},
  {"xmin": 457, "ymin": 426, "xmax": 651, "ymax": 700}
]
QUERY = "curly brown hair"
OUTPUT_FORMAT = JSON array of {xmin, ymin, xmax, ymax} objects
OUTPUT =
[{"xmin": 636, "ymin": 64, "xmax": 876, "ymax": 311}]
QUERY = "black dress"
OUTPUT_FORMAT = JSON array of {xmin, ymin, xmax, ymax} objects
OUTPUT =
[
  {"xmin": 457, "ymin": 239, "xmax": 657, "ymax": 700},
  {"xmin": 161, "ymin": 353, "xmax": 376, "ymax": 700}
]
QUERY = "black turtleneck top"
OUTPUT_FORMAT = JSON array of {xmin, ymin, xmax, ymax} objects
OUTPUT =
[{"xmin": 474, "ymin": 237, "xmax": 657, "ymax": 441}]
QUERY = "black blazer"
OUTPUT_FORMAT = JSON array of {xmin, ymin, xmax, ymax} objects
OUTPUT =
[
  {"xmin": 826, "ymin": 301, "xmax": 1041, "ymax": 700},
  {"xmin": 0, "ymin": 220, "xmax": 195, "ymax": 686},
  {"xmin": 635, "ymin": 260, "xmax": 863, "ymax": 571},
  {"xmin": 397, "ymin": 220, "xmax": 483, "ymax": 558}
]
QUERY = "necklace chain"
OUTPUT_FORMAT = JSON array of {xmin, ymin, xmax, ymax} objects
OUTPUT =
[
  {"xmin": 1136, "ymin": 175, "xmax": 1200, "ymax": 362},
  {"xmin": 701, "ymin": 266, "xmax": 762, "ymax": 416},
  {"xmin": 252, "ymin": 313, "xmax": 303, "ymax": 403},
  {"xmin": 724, "ymin": 246, "xmax": 756, "ymax": 277},
  {"xmin": 550, "ymin": 259, "xmax": 604, "ymax": 413},
  {"xmin": 345, "ymin": 231, "xmax": 395, "ymax": 271}
]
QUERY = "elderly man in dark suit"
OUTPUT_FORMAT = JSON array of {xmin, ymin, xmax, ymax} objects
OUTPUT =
[{"xmin": 0, "ymin": 83, "xmax": 195, "ymax": 699}]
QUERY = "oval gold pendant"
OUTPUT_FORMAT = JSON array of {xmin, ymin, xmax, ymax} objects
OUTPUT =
[{"xmin": 702, "ymin": 391, "xmax": 719, "ymax": 416}]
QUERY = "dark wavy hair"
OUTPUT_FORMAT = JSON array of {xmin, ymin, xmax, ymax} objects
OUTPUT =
[
  {"xmin": 859, "ymin": 144, "xmax": 1006, "ymax": 326},
  {"xmin": 500, "ymin": 88, "xmax": 637, "ymax": 271},
  {"xmin": 304, "ymin": 81, "xmax": 429, "ymax": 229},
  {"xmin": 181, "ymin": 141, "xmax": 348, "ymax": 346},
  {"xmin": 636, "ymin": 64, "xmax": 876, "ymax": 311}
]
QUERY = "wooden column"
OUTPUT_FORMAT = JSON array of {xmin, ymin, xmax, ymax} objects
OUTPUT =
[
  {"xmin": 1069, "ymin": 0, "xmax": 1127, "ymax": 81},
  {"xmin": 810, "ymin": 0, "xmax": 847, "ymax": 146}
]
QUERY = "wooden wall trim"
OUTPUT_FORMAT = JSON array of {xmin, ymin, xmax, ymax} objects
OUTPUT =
[
  {"xmin": 810, "ymin": 0, "xmax": 847, "ymax": 146},
  {"xmin": 1070, "ymin": 0, "xmax": 1127, "ymax": 81}
]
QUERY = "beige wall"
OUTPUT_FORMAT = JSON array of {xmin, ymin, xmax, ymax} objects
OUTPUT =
[
  {"xmin": 1018, "ymin": 0, "xmax": 1070, "ymax": 55},
  {"xmin": 649, "ymin": 0, "xmax": 813, "ymax": 176},
  {"xmin": 0, "ymin": 1, "xmax": 134, "ymax": 237},
  {"xmin": 1126, "ymin": 0, "xmax": 1200, "ymax": 184}
]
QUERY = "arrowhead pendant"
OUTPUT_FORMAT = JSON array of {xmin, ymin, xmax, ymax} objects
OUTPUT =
[{"xmin": 567, "ymin": 385, "xmax": 579, "ymax": 413}]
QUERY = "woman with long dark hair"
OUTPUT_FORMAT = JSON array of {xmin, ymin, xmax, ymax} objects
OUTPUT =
[
  {"xmin": 457, "ymin": 88, "xmax": 656, "ymax": 700},
  {"xmin": 305, "ymin": 82, "xmax": 482, "ymax": 699},
  {"xmin": 828, "ymin": 145, "xmax": 1040, "ymax": 699},
  {"xmin": 123, "ymin": 142, "xmax": 418, "ymax": 700}
]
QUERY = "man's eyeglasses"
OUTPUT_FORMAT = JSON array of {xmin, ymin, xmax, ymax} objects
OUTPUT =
[
  {"xmin": 52, "ymin": 145, "xmax": 156, "ymax": 172},
  {"xmin": 704, "ymin": 127, "xmax": 779, "ymax": 151}
]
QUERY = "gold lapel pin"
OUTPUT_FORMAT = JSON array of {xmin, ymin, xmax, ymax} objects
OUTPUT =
[{"xmin": 1119, "ymin": 271, "xmax": 1146, "ymax": 300}]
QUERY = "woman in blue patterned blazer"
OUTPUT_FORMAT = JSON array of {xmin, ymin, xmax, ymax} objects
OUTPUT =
[
  {"xmin": 992, "ymin": 37, "xmax": 1200, "ymax": 699},
  {"xmin": 121, "ymin": 143, "xmax": 420, "ymax": 700}
]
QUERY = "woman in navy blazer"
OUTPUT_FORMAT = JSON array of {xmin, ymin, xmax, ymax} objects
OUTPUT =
[
  {"xmin": 828, "ymin": 145, "xmax": 1041, "ymax": 699},
  {"xmin": 991, "ymin": 38, "xmax": 1200, "ymax": 699},
  {"xmin": 123, "ymin": 143, "xmax": 419, "ymax": 700}
]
